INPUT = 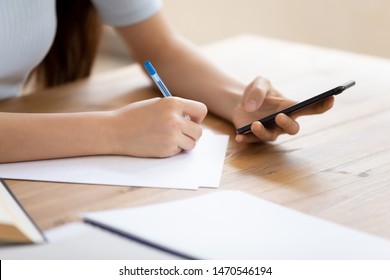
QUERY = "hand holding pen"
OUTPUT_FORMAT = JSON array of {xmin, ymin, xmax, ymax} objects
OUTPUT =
[
  {"xmin": 122, "ymin": 60, "xmax": 206, "ymax": 156},
  {"xmin": 105, "ymin": 61, "xmax": 207, "ymax": 158}
]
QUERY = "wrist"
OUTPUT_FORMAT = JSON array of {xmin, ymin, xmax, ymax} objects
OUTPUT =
[
  {"xmin": 72, "ymin": 111, "xmax": 121, "ymax": 156},
  {"xmin": 100, "ymin": 110, "xmax": 126, "ymax": 156},
  {"xmin": 212, "ymin": 85, "xmax": 243, "ymax": 123}
]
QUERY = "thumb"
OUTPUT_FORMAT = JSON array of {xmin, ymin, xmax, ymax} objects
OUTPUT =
[{"xmin": 242, "ymin": 76, "xmax": 271, "ymax": 112}]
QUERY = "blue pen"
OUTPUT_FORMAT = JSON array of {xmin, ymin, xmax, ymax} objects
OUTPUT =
[
  {"xmin": 144, "ymin": 60, "xmax": 191, "ymax": 121},
  {"xmin": 144, "ymin": 61, "xmax": 172, "ymax": 97}
]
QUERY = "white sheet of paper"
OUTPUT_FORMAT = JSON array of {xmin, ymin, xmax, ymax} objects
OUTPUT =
[
  {"xmin": 0, "ymin": 130, "xmax": 228, "ymax": 190},
  {"xmin": 83, "ymin": 191, "xmax": 390, "ymax": 259},
  {"xmin": 0, "ymin": 223, "xmax": 180, "ymax": 259}
]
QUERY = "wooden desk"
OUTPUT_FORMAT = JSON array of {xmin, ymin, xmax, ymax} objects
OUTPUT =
[{"xmin": 1, "ymin": 35, "xmax": 390, "ymax": 241}]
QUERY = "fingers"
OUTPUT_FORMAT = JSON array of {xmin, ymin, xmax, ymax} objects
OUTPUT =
[
  {"xmin": 151, "ymin": 116, "xmax": 202, "ymax": 156},
  {"xmin": 178, "ymin": 135, "xmax": 197, "ymax": 151},
  {"xmin": 179, "ymin": 108, "xmax": 205, "ymax": 151},
  {"xmin": 235, "ymin": 121, "xmax": 280, "ymax": 143},
  {"xmin": 235, "ymin": 114, "xmax": 299, "ymax": 143},
  {"xmin": 275, "ymin": 113, "xmax": 300, "ymax": 135},
  {"xmin": 242, "ymin": 76, "xmax": 273, "ymax": 112},
  {"xmin": 291, "ymin": 96, "xmax": 335, "ymax": 118},
  {"xmin": 235, "ymin": 77, "xmax": 336, "ymax": 145},
  {"xmin": 181, "ymin": 117, "xmax": 203, "ymax": 140},
  {"xmin": 161, "ymin": 97, "xmax": 206, "ymax": 152},
  {"xmin": 177, "ymin": 97, "xmax": 208, "ymax": 124}
]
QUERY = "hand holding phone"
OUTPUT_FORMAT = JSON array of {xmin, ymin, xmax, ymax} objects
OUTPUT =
[{"xmin": 236, "ymin": 80, "xmax": 356, "ymax": 134}]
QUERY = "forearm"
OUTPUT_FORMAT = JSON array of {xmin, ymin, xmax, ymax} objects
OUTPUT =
[
  {"xmin": 0, "ymin": 112, "xmax": 112, "ymax": 163},
  {"xmin": 139, "ymin": 37, "xmax": 244, "ymax": 122}
]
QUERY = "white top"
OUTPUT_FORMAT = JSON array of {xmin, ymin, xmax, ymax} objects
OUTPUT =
[{"xmin": 0, "ymin": 0, "xmax": 162, "ymax": 100}]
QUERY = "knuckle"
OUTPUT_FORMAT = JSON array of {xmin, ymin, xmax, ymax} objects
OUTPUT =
[
  {"xmin": 165, "ymin": 115, "xmax": 182, "ymax": 130},
  {"xmin": 160, "ymin": 97, "xmax": 180, "ymax": 110}
]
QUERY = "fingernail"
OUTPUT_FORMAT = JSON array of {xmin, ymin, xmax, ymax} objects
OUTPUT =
[
  {"xmin": 252, "ymin": 121, "xmax": 263, "ymax": 132},
  {"xmin": 245, "ymin": 100, "xmax": 258, "ymax": 112}
]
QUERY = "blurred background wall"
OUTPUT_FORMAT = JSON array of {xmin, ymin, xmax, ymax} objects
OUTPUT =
[{"xmin": 94, "ymin": 0, "xmax": 390, "ymax": 73}]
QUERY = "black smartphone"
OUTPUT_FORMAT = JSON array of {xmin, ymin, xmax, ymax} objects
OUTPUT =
[{"xmin": 236, "ymin": 80, "xmax": 356, "ymax": 134}]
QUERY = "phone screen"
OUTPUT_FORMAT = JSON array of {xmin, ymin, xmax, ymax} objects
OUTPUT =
[{"xmin": 236, "ymin": 80, "xmax": 356, "ymax": 134}]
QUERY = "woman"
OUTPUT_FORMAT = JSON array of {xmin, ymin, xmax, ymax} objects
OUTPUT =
[{"xmin": 0, "ymin": 0, "xmax": 333, "ymax": 163}]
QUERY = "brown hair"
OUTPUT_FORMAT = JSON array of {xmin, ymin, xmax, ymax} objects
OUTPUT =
[{"xmin": 31, "ymin": 0, "xmax": 102, "ymax": 89}]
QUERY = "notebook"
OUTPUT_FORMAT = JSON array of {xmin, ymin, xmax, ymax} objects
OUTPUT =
[
  {"xmin": 83, "ymin": 191, "xmax": 390, "ymax": 259},
  {"xmin": 0, "ymin": 179, "xmax": 45, "ymax": 245}
]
